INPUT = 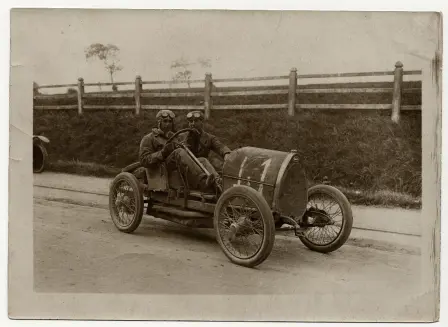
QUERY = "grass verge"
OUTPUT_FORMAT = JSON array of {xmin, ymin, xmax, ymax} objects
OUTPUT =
[
  {"xmin": 48, "ymin": 160, "xmax": 121, "ymax": 178},
  {"xmin": 46, "ymin": 159, "xmax": 421, "ymax": 210}
]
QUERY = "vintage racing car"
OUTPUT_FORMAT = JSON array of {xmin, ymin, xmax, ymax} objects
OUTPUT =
[{"xmin": 108, "ymin": 128, "xmax": 353, "ymax": 268}]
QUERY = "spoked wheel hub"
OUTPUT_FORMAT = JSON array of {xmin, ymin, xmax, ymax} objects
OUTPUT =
[
  {"xmin": 227, "ymin": 215, "xmax": 251, "ymax": 242},
  {"xmin": 112, "ymin": 182, "xmax": 138, "ymax": 226},
  {"xmin": 218, "ymin": 198, "xmax": 265, "ymax": 259},
  {"xmin": 214, "ymin": 185, "xmax": 275, "ymax": 268},
  {"xmin": 301, "ymin": 197, "xmax": 344, "ymax": 246},
  {"xmin": 109, "ymin": 172, "xmax": 144, "ymax": 233},
  {"xmin": 115, "ymin": 193, "xmax": 133, "ymax": 213},
  {"xmin": 305, "ymin": 207, "xmax": 335, "ymax": 227},
  {"xmin": 298, "ymin": 184, "xmax": 353, "ymax": 253}
]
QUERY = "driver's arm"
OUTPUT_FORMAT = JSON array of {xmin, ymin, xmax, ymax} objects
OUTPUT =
[
  {"xmin": 139, "ymin": 134, "xmax": 164, "ymax": 167},
  {"xmin": 210, "ymin": 135, "xmax": 231, "ymax": 158}
]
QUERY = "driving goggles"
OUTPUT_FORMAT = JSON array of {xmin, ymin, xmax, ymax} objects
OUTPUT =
[
  {"xmin": 157, "ymin": 110, "xmax": 175, "ymax": 119},
  {"xmin": 186, "ymin": 111, "xmax": 204, "ymax": 120}
]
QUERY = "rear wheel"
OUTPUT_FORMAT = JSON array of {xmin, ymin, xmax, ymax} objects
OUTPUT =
[
  {"xmin": 299, "ymin": 184, "xmax": 353, "ymax": 253},
  {"xmin": 214, "ymin": 185, "xmax": 275, "ymax": 268},
  {"xmin": 109, "ymin": 172, "xmax": 144, "ymax": 233}
]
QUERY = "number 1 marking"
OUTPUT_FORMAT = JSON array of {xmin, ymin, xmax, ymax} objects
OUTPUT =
[
  {"xmin": 235, "ymin": 156, "xmax": 248, "ymax": 186},
  {"xmin": 258, "ymin": 158, "xmax": 272, "ymax": 193}
]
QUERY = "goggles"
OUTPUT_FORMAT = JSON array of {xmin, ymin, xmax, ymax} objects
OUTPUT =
[
  {"xmin": 186, "ymin": 111, "xmax": 204, "ymax": 120},
  {"xmin": 156, "ymin": 110, "xmax": 175, "ymax": 119}
]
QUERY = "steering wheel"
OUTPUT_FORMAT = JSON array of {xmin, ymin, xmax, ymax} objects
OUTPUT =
[
  {"xmin": 164, "ymin": 127, "xmax": 223, "ymax": 193},
  {"xmin": 165, "ymin": 128, "xmax": 200, "ymax": 147}
]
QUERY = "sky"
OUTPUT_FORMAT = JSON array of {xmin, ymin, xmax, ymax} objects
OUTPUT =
[{"xmin": 11, "ymin": 9, "xmax": 440, "ymax": 91}]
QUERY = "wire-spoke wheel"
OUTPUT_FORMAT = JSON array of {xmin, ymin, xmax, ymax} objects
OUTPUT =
[
  {"xmin": 299, "ymin": 184, "xmax": 353, "ymax": 253},
  {"xmin": 214, "ymin": 185, "xmax": 275, "ymax": 268},
  {"xmin": 109, "ymin": 172, "xmax": 144, "ymax": 233}
]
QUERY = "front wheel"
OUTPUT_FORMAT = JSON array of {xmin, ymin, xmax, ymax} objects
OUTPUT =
[
  {"xmin": 214, "ymin": 185, "xmax": 275, "ymax": 268},
  {"xmin": 109, "ymin": 172, "xmax": 144, "ymax": 233},
  {"xmin": 299, "ymin": 184, "xmax": 353, "ymax": 253}
]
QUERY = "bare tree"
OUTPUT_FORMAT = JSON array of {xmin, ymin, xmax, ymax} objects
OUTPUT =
[
  {"xmin": 197, "ymin": 57, "xmax": 212, "ymax": 68},
  {"xmin": 174, "ymin": 70, "xmax": 193, "ymax": 87},
  {"xmin": 170, "ymin": 56, "xmax": 212, "ymax": 88},
  {"xmin": 170, "ymin": 56, "xmax": 192, "ymax": 87},
  {"xmin": 85, "ymin": 43, "xmax": 123, "ymax": 87}
]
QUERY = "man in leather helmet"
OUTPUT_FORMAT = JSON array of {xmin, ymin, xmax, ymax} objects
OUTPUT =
[
  {"xmin": 139, "ymin": 109, "xmax": 219, "ymax": 193},
  {"xmin": 139, "ymin": 109, "xmax": 176, "ymax": 167},
  {"xmin": 182, "ymin": 110, "xmax": 231, "ymax": 182}
]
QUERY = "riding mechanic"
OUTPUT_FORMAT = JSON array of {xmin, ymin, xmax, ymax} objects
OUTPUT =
[{"xmin": 181, "ymin": 110, "xmax": 232, "ymax": 184}]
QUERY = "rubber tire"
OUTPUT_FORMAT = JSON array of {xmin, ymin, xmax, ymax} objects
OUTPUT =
[
  {"xmin": 214, "ymin": 185, "xmax": 276, "ymax": 268},
  {"xmin": 33, "ymin": 144, "xmax": 48, "ymax": 173},
  {"xmin": 121, "ymin": 161, "xmax": 142, "ymax": 173},
  {"xmin": 299, "ymin": 184, "xmax": 353, "ymax": 253},
  {"xmin": 109, "ymin": 172, "xmax": 144, "ymax": 233}
]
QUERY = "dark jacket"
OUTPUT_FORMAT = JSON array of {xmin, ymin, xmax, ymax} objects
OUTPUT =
[
  {"xmin": 139, "ymin": 128, "xmax": 174, "ymax": 167},
  {"xmin": 183, "ymin": 130, "xmax": 231, "ymax": 159}
]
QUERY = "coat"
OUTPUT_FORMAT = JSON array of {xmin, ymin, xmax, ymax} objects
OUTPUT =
[
  {"xmin": 183, "ymin": 130, "xmax": 231, "ymax": 159},
  {"xmin": 139, "ymin": 128, "xmax": 174, "ymax": 167}
]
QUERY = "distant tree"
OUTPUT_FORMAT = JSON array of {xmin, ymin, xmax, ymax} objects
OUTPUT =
[
  {"xmin": 85, "ymin": 43, "xmax": 123, "ymax": 88},
  {"xmin": 197, "ymin": 57, "xmax": 212, "ymax": 69},
  {"xmin": 170, "ymin": 56, "xmax": 212, "ymax": 88},
  {"xmin": 170, "ymin": 56, "xmax": 192, "ymax": 87},
  {"xmin": 172, "ymin": 69, "xmax": 193, "ymax": 88},
  {"xmin": 67, "ymin": 88, "xmax": 78, "ymax": 95}
]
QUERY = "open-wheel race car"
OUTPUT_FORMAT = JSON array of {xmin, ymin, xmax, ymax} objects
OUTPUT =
[{"xmin": 108, "ymin": 128, "xmax": 353, "ymax": 268}]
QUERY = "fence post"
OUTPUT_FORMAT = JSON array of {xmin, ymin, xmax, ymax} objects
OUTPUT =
[
  {"xmin": 204, "ymin": 73, "xmax": 212, "ymax": 120},
  {"xmin": 391, "ymin": 61, "xmax": 403, "ymax": 123},
  {"xmin": 77, "ymin": 77, "xmax": 84, "ymax": 115},
  {"xmin": 288, "ymin": 68, "xmax": 297, "ymax": 116},
  {"xmin": 135, "ymin": 75, "xmax": 142, "ymax": 116},
  {"xmin": 33, "ymin": 82, "xmax": 39, "ymax": 96}
]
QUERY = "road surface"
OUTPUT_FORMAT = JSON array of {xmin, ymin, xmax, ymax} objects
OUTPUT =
[
  {"xmin": 34, "ymin": 172, "xmax": 422, "ymax": 253},
  {"xmin": 32, "ymin": 173, "xmax": 428, "ymax": 321}
]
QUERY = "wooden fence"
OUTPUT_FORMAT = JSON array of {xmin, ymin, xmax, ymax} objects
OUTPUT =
[{"xmin": 33, "ymin": 61, "xmax": 422, "ymax": 123}]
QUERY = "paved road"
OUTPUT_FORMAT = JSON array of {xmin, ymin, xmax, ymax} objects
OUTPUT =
[
  {"xmin": 31, "ymin": 172, "xmax": 430, "ymax": 321},
  {"xmin": 33, "ymin": 196, "xmax": 427, "ymax": 321},
  {"xmin": 34, "ymin": 172, "xmax": 422, "ymax": 252}
]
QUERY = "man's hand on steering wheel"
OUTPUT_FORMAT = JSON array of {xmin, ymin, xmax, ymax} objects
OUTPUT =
[
  {"xmin": 189, "ymin": 128, "xmax": 201, "ymax": 137},
  {"xmin": 162, "ymin": 128, "xmax": 200, "ymax": 159},
  {"xmin": 161, "ymin": 142, "xmax": 177, "ymax": 159}
]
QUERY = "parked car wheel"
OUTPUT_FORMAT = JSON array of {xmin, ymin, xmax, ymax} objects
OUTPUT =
[{"xmin": 33, "ymin": 143, "xmax": 48, "ymax": 173}]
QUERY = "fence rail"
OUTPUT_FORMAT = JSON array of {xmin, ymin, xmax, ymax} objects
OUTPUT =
[
  {"xmin": 142, "ymin": 79, "xmax": 205, "ymax": 85},
  {"xmin": 33, "ymin": 61, "xmax": 422, "ymax": 123},
  {"xmin": 83, "ymin": 92, "xmax": 134, "ymax": 98},
  {"xmin": 212, "ymin": 75, "xmax": 289, "ymax": 82}
]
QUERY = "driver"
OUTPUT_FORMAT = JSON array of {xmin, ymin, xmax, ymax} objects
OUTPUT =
[{"xmin": 139, "ymin": 109, "xmax": 218, "ymax": 193}]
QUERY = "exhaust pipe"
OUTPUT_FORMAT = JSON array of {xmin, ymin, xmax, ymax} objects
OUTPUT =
[{"xmin": 152, "ymin": 204, "xmax": 211, "ymax": 219}]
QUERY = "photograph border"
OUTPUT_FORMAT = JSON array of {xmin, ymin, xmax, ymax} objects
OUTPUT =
[{"xmin": 7, "ymin": 5, "xmax": 444, "ymax": 323}]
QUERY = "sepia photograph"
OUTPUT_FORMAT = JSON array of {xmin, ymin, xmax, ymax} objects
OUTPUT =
[{"xmin": 8, "ymin": 7, "xmax": 443, "ymax": 323}]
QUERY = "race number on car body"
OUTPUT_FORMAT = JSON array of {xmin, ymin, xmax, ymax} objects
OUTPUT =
[{"xmin": 221, "ymin": 147, "xmax": 307, "ymax": 216}]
